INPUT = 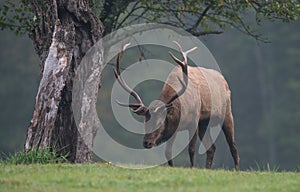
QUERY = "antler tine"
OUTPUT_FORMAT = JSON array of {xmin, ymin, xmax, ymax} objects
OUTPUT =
[
  {"xmin": 115, "ymin": 101, "xmax": 141, "ymax": 108},
  {"xmin": 167, "ymin": 41, "xmax": 197, "ymax": 105},
  {"xmin": 116, "ymin": 43, "xmax": 131, "ymax": 75},
  {"xmin": 172, "ymin": 41, "xmax": 197, "ymax": 64},
  {"xmin": 113, "ymin": 68, "xmax": 144, "ymax": 105},
  {"xmin": 169, "ymin": 51, "xmax": 184, "ymax": 68},
  {"xmin": 185, "ymin": 47, "xmax": 198, "ymax": 56},
  {"xmin": 172, "ymin": 41, "xmax": 184, "ymax": 56},
  {"xmin": 114, "ymin": 43, "xmax": 147, "ymax": 112}
]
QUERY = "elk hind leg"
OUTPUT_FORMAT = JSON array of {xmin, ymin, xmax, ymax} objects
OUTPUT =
[{"xmin": 222, "ymin": 113, "xmax": 240, "ymax": 171}]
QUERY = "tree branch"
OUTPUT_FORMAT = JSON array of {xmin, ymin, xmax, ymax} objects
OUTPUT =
[
  {"xmin": 191, "ymin": 30, "xmax": 223, "ymax": 36},
  {"xmin": 116, "ymin": 1, "xmax": 143, "ymax": 29},
  {"xmin": 188, "ymin": 6, "xmax": 211, "ymax": 32}
]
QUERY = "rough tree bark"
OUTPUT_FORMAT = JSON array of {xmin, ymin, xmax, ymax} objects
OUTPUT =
[{"xmin": 24, "ymin": 0, "xmax": 104, "ymax": 163}]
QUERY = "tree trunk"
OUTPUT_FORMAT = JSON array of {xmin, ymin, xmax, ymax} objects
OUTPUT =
[{"xmin": 24, "ymin": 0, "xmax": 104, "ymax": 163}]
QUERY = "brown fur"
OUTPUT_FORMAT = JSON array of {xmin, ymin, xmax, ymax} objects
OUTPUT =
[
  {"xmin": 115, "ymin": 43, "xmax": 240, "ymax": 170},
  {"xmin": 145, "ymin": 65, "xmax": 240, "ymax": 170}
]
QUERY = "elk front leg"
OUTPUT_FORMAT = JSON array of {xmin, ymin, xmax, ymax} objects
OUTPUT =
[
  {"xmin": 188, "ymin": 129, "xmax": 198, "ymax": 167},
  {"xmin": 198, "ymin": 120, "xmax": 216, "ymax": 169},
  {"xmin": 165, "ymin": 133, "xmax": 176, "ymax": 167}
]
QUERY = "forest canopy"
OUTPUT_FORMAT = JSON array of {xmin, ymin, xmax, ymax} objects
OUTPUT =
[{"xmin": 0, "ymin": 0, "xmax": 299, "ymax": 40}]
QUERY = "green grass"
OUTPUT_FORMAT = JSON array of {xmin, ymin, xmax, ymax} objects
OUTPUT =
[
  {"xmin": 1, "ymin": 147, "xmax": 68, "ymax": 165},
  {"xmin": 0, "ymin": 164, "xmax": 299, "ymax": 192}
]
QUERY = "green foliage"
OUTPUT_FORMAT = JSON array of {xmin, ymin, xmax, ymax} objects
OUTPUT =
[
  {"xmin": 0, "ymin": 164, "xmax": 300, "ymax": 192},
  {"xmin": 0, "ymin": 0, "xmax": 299, "ymax": 39},
  {"xmin": 2, "ymin": 147, "xmax": 68, "ymax": 165},
  {"xmin": 136, "ymin": 0, "xmax": 299, "ymax": 40},
  {"xmin": 0, "ymin": 0, "xmax": 32, "ymax": 36},
  {"xmin": 249, "ymin": 162, "xmax": 280, "ymax": 172}
]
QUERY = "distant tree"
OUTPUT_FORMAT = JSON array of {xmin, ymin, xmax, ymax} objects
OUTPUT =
[{"xmin": 0, "ymin": 0, "xmax": 298, "ymax": 162}]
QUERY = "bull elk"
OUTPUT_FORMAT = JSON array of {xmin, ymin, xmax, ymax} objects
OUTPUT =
[{"xmin": 113, "ymin": 42, "xmax": 240, "ymax": 170}]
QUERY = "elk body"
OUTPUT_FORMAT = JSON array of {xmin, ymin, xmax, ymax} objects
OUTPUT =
[{"xmin": 114, "ymin": 42, "xmax": 240, "ymax": 170}]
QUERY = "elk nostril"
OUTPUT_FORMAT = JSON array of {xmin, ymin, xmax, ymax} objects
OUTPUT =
[{"xmin": 143, "ymin": 140, "xmax": 153, "ymax": 149}]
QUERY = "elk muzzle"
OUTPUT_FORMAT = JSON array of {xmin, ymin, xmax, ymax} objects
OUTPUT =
[
  {"xmin": 143, "ymin": 134, "xmax": 157, "ymax": 149},
  {"xmin": 143, "ymin": 140, "xmax": 155, "ymax": 149}
]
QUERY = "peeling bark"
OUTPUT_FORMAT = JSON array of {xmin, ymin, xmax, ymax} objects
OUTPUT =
[{"xmin": 25, "ymin": 0, "xmax": 104, "ymax": 163}]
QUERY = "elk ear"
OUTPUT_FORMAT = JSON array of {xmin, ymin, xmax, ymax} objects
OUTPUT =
[{"xmin": 153, "ymin": 104, "xmax": 169, "ymax": 114}]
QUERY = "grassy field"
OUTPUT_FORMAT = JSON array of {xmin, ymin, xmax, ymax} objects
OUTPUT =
[{"xmin": 0, "ymin": 164, "xmax": 299, "ymax": 192}]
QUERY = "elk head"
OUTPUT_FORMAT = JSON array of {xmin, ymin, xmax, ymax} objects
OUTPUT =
[{"xmin": 114, "ymin": 42, "xmax": 197, "ymax": 149}]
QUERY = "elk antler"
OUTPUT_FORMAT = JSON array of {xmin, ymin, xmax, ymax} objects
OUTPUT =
[
  {"xmin": 113, "ymin": 43, "xmax": 148, "ymax": 115},
  {"xmin": 167, "ymin": 41, "xmax": 197, "ymax": 104}
]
